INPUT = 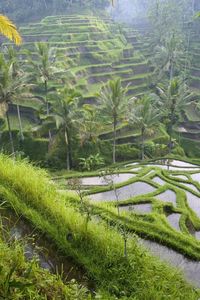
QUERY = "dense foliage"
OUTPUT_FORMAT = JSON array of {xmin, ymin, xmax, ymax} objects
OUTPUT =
[{"xmin": 0, "ymin": 0, "xmax": 109, "ymax": 23}]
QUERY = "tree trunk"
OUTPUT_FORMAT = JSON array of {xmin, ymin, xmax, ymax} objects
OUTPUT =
[
  {"xmin": 6, "ymin": 111, "xmax": 15, "ymax": 156},
  {"xmin": 44, "ymin": 80, "xmax": 52, "ymax": 141},
  {"xmin": 124, "ymin": 237, "xmax": 127, "ymax": 258},
  {"xmin": 141, "ymin": 127, "xmax": 145, "ymax": 160},
  {"xmin": 64, "ymin": 127, "xmax": 70, "ymax": 170},
  {"xmin": 114, "ymin": 186, "xmax": 120, "ymax": 216},
  {"xmin": 170, "ymin": 62, "xmax": 173, "ymax": 81},
  {"xmin": 113, "ymin": 116, "xmax": 117, "ymax": 164},
  {"xmin": 16, "ymin": 105, "xmax": 24, "ymax": 141},
  {"xmin": 169, "ymin": 132, "xmax": 172, "ymax": 154}
]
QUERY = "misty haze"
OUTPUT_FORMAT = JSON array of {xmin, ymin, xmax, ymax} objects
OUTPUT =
[{"xmin": 0, "ymin": 1, "xmax": 200, "ymax": 299}]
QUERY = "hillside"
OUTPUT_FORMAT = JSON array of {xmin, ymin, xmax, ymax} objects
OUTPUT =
[
  {"xmin": 0, "ymin": 154, "xmax": 200, "ymax": 299},
  {"xmin": 3, "ymin": 15, "xmax": 199, "ymax": 165}
]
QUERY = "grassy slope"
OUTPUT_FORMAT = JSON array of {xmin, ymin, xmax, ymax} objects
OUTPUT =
[
  {"xmin": 0, "ymin": 234, "xmax": 91, "ymax": 299},
  {"xmin": 53, "ymin": 155, "xmax": 200, "ymax": 261},
  {"xmin": 0, "ymin": 154, "xmax": 199, "ymax": 299}
]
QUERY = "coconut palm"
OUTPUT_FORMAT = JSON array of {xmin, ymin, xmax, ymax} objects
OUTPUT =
[
  {"xmin": 156, "ymin": 78, "xmax": 193, "ymax": 153},
  {"xmin": 129, "ymin": 94, "xmax": 160, "ymax": 160},
  {"xmin": 5, "ymin": 46, "xmax": 29, "ymax": 141},
  {"xmin": 27, "ymin": 42, "xmax": 59, "ymax": 140},
  {"xmin": 78, "ymin": 104, "xmax": 102, "ymax": 146},
  {"xmin": 50, "ymin": 86, "xmax": 81, "ymax": 170},
  {"xmin": 0, "ymin": 53, "xmax": 32, "ymax": 153},
  {"xmin": 98, "ymin": 78, "xmax": 134, "ymax": 164},
  {"xmin": 0, "ymin": 15, "xmax": 22, "ymax": 45},
  {"xmin": 152, "ymin": 33, "xmax": 184, "ymax": 82}
]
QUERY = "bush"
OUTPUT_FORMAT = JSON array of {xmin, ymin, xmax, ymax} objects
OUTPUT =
[
  {"xmin": 0, "ymin": 131, "xmax": 48, "ymax": 162},
  {"xmin": 116, "ymin": 144, "xmax": 140, "ymax": 161},
  {"xmin": 79, "ymin": 153, "xmax": 104, "ymax": 171},
  {"xmin": 172, "ymin": 145, "xmax": 185, "ymax": 157}
]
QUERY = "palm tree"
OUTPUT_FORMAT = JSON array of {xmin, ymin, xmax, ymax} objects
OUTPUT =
[
  {"xmin": 0, "ymin": 15, "xmax": 22, "ymax": 45},
  {"xmin": 156, "ymin": 78, "xmax": 193, "ymax": 153},
  {"xmin": 152, "ymin": 33, "xmax": 184, "ymax": 82},
  {"xmin": 78, "ymin": 104, "xmax": 102, "ymax": 146},
  {"xmin": 28, "ymin": 42, "xmax": 58, "ymax": 140},
  {"xmin": 50, "ymin": 86, "xmax": 81, "ymax": 170},
  {"xmin": 98, "ymin": 78, "xmax": 133, "ymax": 164},
  {"xmin": 5, "ymin": 46, "xmax": 28, "ymax": 141},
  {"xmin": 0, "ymin": 53, "xmax": 32, "ymax": 154},
  {"xmin": 129, "ymin": 94, "xmax": 159, "ymax": 160}
]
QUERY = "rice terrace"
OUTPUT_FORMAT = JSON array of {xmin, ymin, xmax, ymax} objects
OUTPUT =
[{"xmin": 1, "ymin": 0, "xmax": 200, "ymax": 299}]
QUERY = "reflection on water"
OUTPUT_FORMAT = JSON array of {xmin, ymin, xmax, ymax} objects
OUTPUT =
[
  {"xmin": 156, "ymin": 190, "xmax": 176, "ymax": 206},
  {"xmin": 139, "ymin": 238, "xmax": 200, "ymax": 288},
  {"xmin": 119, "ymin": 203, "xmax": 152, "ymax": 214},
  {"xmin": 186, "ymin": 191, "xmax": 200, "ymax": 218},
  {"xmin": 191, "ymin": 173, "xmax": 200, "ymax": 183},
  {"xmin": 89, "ymin": 181, "xmax": 156, "ymax": 202},
  {"xmin": 80, "ymin": 173, "xmax": 135, "ymax": 186},
  {"xmin": 167, "ymin": 213, "xmax": 181, "ymax": 231},
  {"xmin": 152, "ymin": 176, "xmax": 165, "ymax": 186},
  {"xmin": 1, "ymin": 210, "xmax": 88, "ymax": 286}
]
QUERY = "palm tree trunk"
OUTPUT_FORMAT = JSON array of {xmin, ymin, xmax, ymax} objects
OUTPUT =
[
  {"xmin": 170, "ymin": 63, "xmax": 173, "ymax": 81},
  {"xmin": 44, "ymin": 80, "xmax": 52, "ymax": 141},
  {"xmin": 141, "ymin": 127, "xmax": 145, "ymax": 160},
  {"xmin": 64, "ymin": 127, "xmax": 70, "ymax": 170},
  {"xmin": 16, "ymin": 105, "xmax": 24, "ymax": 141},
  {"xmin": 169, "ymin": 133, "xmax": 172, "ymax": 154},
  {"xmin": 192, "ymin": 0, "xmax": 195, "ymax": 15},
  {"xmin": 113, "ymin": 116, "xmax": 117, "ymax": 164},
  {"xmin": 124, "ymin": 236, "xmax": 127, "ymax": 258},
  {"xmin": 6, "ymin": 111, "xmax": 15, "ymax": 155}
]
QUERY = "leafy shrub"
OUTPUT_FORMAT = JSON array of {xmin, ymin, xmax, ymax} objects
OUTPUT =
[
  {"xmin": 172, "ymin": 145, "xmax": 185, "ymax": 156},
  {"xmin": 79, "ymin": 153, "xmax": 104, "ymax": 171},
  {"xmin": 116, "ymin": 144, "xmax": 140, "ymax": 161}
]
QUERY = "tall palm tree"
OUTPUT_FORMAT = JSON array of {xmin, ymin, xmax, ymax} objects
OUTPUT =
[
  {"xmin": 129, "ymin": 94, "xmax": 159, "ymax": 160},
  {"xmin": 28, "ymin": 42, "xmax": 58, "ymax": 140},
  {"xmin": 50, "ymin": 86, "xmax": 81, "ymax": 170},
  {"xmin": 0, "ymin": 53, "xmax": 32, "ymax": 154},
  {"xmin": 78, "ymin": 104, "xmax": 102, "ymax": 147},
  {"xmin": 5, "ymin": 46, "xmax": 28, "ymax": 141},
  {"xmin": 98, "ymin": 78, "xmax": 133, "ymax": 164},
  {"xmin": 152, "ymin": 33, "xmax": 184, "ymax": 82},
  {"xmin": 0, "ymin": 15, "xmax": 22, "ymax": 45},
  {"xmin": 156, "ymin": 78, "xmax": 193, "ymax": 153}
]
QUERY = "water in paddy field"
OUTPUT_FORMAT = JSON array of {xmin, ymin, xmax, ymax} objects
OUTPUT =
[
  {"xmin": 80, "ymin": 173, "xmax": 135, "ymax": 186},
  {"xmin": 0, "ymin": 209, "xmax": 90, "ymax": 287},
  {"xmin": 151, "ymin": 176, "xmax": 166, "ymax": 186},
  {"xmin": 179, "ymin": 182, "xmax": 199, "ymax": 193},
  {"xmin": 151, "ymin": 159, "xmax": 200, "ymax": 168},
  {"xmin": 155, "ymin": 190, "xmax": 177, "ymax": 207},
  {"xmin": 119, "ymin": 203, "xmax": 152, "ymax": 214},
  {"xmin": 186, "ymin": 191, "xmax": 200, "ymax": 218},
  {"xmin": 139, "ymin": 238, "xmax": 200, "ymax": 288},
  {"xmin": 89, "ymin": 181, "xmax": 156, "ymax": 202},
  {"xmin": 191, "ymin": 173, "xmax": 200, "ymax": 183},
  {"xmin": 167, "ymin": 213, "xmax": 181, "ymax": 231},
  {"xmin": 170, "ymin": 174, "xmax": 189, "ymax": 181}
]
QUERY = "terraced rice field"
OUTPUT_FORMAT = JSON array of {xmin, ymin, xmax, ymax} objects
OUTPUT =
[
  {"xmin": 59, "ymin": 158, "xmax": 200, "ymax": 287},
  {"xmin": 2, "ymin": 14, "xmax": 153, "ymax": 142}
]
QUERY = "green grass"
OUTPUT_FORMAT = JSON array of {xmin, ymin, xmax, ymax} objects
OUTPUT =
[
  {"xmin": 0, "ymin": 154, "xmax": 199, "ymax": 299},
  {"xmin": 0, "ymin": 233, "xmax": 91, "ymax": 299}
]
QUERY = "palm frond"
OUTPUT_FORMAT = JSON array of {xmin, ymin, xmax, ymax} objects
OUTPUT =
[{"xmin": 0, "ymin": 15, "xmax": 22, "ymax": 45}]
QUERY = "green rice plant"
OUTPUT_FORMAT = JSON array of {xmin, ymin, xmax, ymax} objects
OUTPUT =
[{"xmin": 0, "ymin": 155, "xmax": 199, "ymax": 299}]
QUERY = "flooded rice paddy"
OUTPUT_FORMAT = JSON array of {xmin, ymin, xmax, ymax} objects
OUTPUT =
[
  {"xmin": 80, "ymin": 173, "xmax": 135, "ymax": 186},
  {"xmin": 119, "ymin": 203, "xmax": 152, "ymax": 214},
  {"xmin": 89, "ymin": 181, "xmax": 156, "ymax": 202}
]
